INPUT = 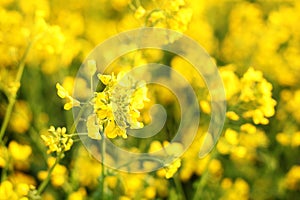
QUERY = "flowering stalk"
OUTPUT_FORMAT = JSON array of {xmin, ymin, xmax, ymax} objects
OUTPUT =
[
  {"xmin": 0, "ymin": 41, "xmax": 33, "ymax": 142},
  {"xmin": 100, "ymin": 130, "xmax": 106, "ymax": 200},
  {"xmin": 37, "ymin": 152, "xmax": 62, "ymax": 195},
  {"xmin": 192, "ymin": 149, "xmax": 218, "ymax": 200},
  {"xmin": 173, "ymin": 173, "xmax": 187, "ymax": 200}
]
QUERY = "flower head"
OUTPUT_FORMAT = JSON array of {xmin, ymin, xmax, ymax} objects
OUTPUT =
[
  {"xmin": 89, "ymin": 69, "xmax": 149, "ymax": 139},
  {"xmin": 56, "ymin": 83, "xmax": 80, "ymax": 110},
  {"xmin": 41, "ymin": 126, "xmax": 73, "ymax": 154}
]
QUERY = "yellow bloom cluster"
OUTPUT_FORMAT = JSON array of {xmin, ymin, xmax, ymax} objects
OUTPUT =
[
  {"xmin": 132, "ymin": 0, "xmax": 193, "ymax": 33},
  {"xmin": 280, "ymin": 89, "xmax": 300, "ymax": 123},
  {"xmin": 41, "ymin": 126, "xmax": 73, "ymax": 154},
  {"xmin": 220, "ymin": 178, "xmax": 250, "ymax": 200},
  {"xmin": 276, "ymin": 131, "xmax": 300, "ymax": 147},
  {"xmin": 0, "ymin": 180, "xmax": 30, "ymax": 200},
  {"xmin": 71, "ymin": 146, "xmax": 102, "ymax": 188},
  {"xmin": 284, "ymin": 165, "xmax": 300, "ymax": 190},
  {"xmin": 222, "ymin": 66, "xmax": 276, "ymax": 125},
  {"xmin": 221, "ymin": 1, "xmax": 300, "ymax": 86},
  {"xmin": 89, "ymin": 71, "xmax": 149, "ymax": 139},
  {"xmin": 148, "ymin": 140, "xmax": 183, "ymax": 179},
  {"xmin": 240, "ymin": 67, "xmax": 276, "ymax": 125},
  {"xmin": 217, "ymin": 125, "xmax": 268, "ymax": 161},
  {"xmin": 38, "ymin": 157, "xmax": 68, "ymax": 187}
]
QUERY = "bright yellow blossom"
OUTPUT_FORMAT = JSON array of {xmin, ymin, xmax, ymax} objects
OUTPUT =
[
  {"xmin": 56, "ymin": 83, "xmax": 80, "ymax": 110},
  {"xmin": 149, "ymin": 140, "xmax": 182, "ymax": 179},
  {"xmin": 0, "ymin": 180, "xmax": 30, "ymax": 200},
  {"xmin": 164, "ymin": 158, "xmax": 181, "ymax": 179},
  {"xmin": 226, "ymin": 111, "xmax": 239, "ymax": 121},
  {"xmin": 134, "ymin": 6, "xmax": 146, "ymax": 19},
  {"xmin": 68, "ymin": 188, "xmax": 86, "ymax": 200},
  {"xmin": 8, "ymin": 141, "xmax": 32, "ymax": 161},
  {"xmin": 41, "ymin": 126, "xmax": 73, "ymax": 154},
  {"xmin": 285, "ymin": 165, "xmax": 300, "ymax": 190},
  {"xmin": 0, "ymin": 180, "xmax": 19, "ymax": 200},
  {"xmin": 86, "ymin": 114, "xmax": 102, "ymax": 140},
  {"xmin": 239, "ymin": 67, "xmax": 276, "ymax": 125},
  {"xmin": 89, "ymin": 70, "xmax": 149, "ymax": 139}
]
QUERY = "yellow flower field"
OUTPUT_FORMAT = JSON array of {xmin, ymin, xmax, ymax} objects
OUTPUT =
[{"xmin": 1, "ymin": 0, "xmax": 300, "ymax": 199}]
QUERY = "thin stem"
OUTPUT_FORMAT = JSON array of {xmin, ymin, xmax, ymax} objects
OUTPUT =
[
  {"xmin": 116, "ymin": 156, "xmax": 164, "ymax": 170},
  {"xmin": 69, "ymin": 103, "xmax": 90, "ymax": 135},
  {"xmin": 192, "ymin": 149, "xmax": 218, "ymax": 200},
  {"xmin": 0, "ymin": 147, "xmax": 10, "ymax": 182},
  {"xmin": 91, "ymin": 75, "xmax": 94, "ymax": 94},
  {"xmin": 128, "ymin": 2, "xmax": 136, "ymax": 11},
  {"xmin": 100, "ymin": 132, "xmax": 106, "ymax": 199},
  {"xmin": 37, "ymin": 153, "xmax": 62, "ymax": 195},
  {"xmin": 173, "ymin": 173, "xmax": 187, "ymax": 200},
  {"xmin": 0, "ymin": 41, "xmax": 33, "ymax": 142}
]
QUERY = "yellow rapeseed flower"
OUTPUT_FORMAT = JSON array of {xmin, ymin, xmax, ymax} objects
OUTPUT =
[
  {"xmin": 8, "ymin": 141, "xmax": 32, "ymax": 161},
  {"xmin": 134, "ymin": 6, "xmax": 146, "ymax": 19},
  {"xmin": 239, "ymin": 67, "xmax": 276, "ymax": 125},
  {"xmin": 226, "ymin": 111, "xmax": 239, "ymax": 121},
  {"xmin": 285, "ymin": 165, "xmax": 300, "ymax": 190},
  {"xmin": 0, "ymin": 180, "xmax": 18, "ymax": 200},
  {"xmin": 41, "ymin": 126, "xmax": 73, "ymax": 154},
  {"xmin": 56, "ymin": 83, "xmax": 80, "ymax": 110},
  {"xmin": 89, "ymin": 69, "xmax": 149, "ymax": 139}
]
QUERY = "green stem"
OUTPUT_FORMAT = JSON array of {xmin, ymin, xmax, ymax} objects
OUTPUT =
[
  {"xmin": 192, "ymin": 149, "xmax": 218, "ymax": 200},
  {"xmin": 116, "ymin": 156, "xmax": 164, "ymax": 170},
  {"xmin": 69, "ymin": 103, "xmax": 89, "ymax": 135},
  {"xmin": 36, "ymin": 102, "xmax": 89, "ymax": 195},
  {"xmin": 173, "ymin": 173, "xmax": 187, "ymax": 200},
  {"xmin": 100, "ymin": 132, "xmax": 106, "ymax": 199},
  {"xmin": 37, "ymin": 153, "xmax": 62, "ymax": 195},
  {"xmin": 0, "ymin": 148, "xmax": 10, "ymax": 182},
  {"xmin": 0, "ymin": 41, "xmax": 33, "ymax": 142}
]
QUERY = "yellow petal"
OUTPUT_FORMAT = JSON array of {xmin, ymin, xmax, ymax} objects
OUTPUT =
[{"xmin": 86, "ymin": 114, "xmax": 102, "ymax": 140}]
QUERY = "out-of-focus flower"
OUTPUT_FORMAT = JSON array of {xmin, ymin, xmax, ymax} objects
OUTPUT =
[
  {"xmin": 68, "ymin": 187, "xmax": 86, "ymax": 200},
  {"xmin": 284, "ymin": 165, "xmax": 300, "ymax": 190},
  {"xmin": 0, "ymin": 180, "xmax": 31, "ymax": 200},
  {"xmin": 149, "ymin": 140, "xmax": 182, "ymax": 179},
  {"xmin": 276, "ymin": 131, "xmax": 300, "ymax": 147},
  {"xmin": 8, "ymin": 141, "xmax": 32, "ymax": 162},
  {"xmin": 282, "ymin": 90, "xmax": 300, "ymax": 123},
  {"xmin": 220, "ymin": 178, "xmax": 250, "ymax": 200},
  {"xmin": 0, "ymin": 180, "xmax": 19, "ymax": 200},
  {"xmin": 225, "ymin": 67, "xmax": 277, "ymax": 125},
  {"xmin": 226, "ymin": 111, "xmax": 239, "ymax": 121},
  {"xmin": 220, "ymin": 66, "xmax": 241, "ymax": 100},
  {"xmin": 38, "ymin": 157, "xmax": 68, "ymax": 187},
  {"xmin": 134, "ymin": 6, "xmax": 146, "ymax": 19},
  {"xmin": 8, "ymin": 101, "xmax": 32, "ymax": 134},
  {"xmin": 132, "ymin": 0, "xmax": 192, "ymax": 34},
  {"xmin": 164, "ymin": 158, "xmax": 181, "ymax": 179},
  {"xmin": 72, "ymin": 146, "xmax": 102, "ymax": 188},
  {"xmin": 217, "ymin": 126, "xmax": 268, "ymax": 161}
]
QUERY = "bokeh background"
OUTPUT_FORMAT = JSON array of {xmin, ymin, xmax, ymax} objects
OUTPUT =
[{"xmin": 1, "ymin": 0, "xmax": 300, "ymax": 199}]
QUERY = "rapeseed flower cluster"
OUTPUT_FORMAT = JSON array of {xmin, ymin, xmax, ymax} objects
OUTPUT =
[
  {"xmin": 41, "ymin": 126, "xmax": 73, "ymax": 154},
  {"xmin": 90, "ymin": 71, "xmax": 149, "ymax": 139}
]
